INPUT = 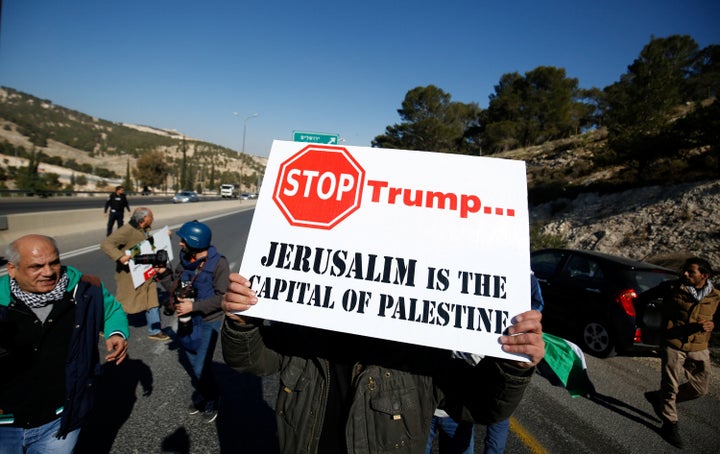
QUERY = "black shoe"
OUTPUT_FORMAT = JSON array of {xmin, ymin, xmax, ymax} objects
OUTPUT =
[
  {"xmin": 644, "ymin": 390, "xmax": 663, "ymax": 420},
  {"xmin": 661, "ymin": 421, "xmax": 684, "ymax": 448},
  {"xmin": 202, "ymin": 408, "xmax": 218, "ymax": 423},
  {"xmin": 188, "ymin": 403, "xmax": 202, "ymax": 415}
]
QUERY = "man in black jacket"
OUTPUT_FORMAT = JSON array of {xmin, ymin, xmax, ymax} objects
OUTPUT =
[
  {"xmin": 221, "ymin": 273, "xmax": 544, "ymax": 454},
  {"xmin": 0, "ymin": 234, "xmax": 129, "ymax": 453},
  {"xmin": 104, "ymin": 185, "xmax": 130, "ymax": 236}
]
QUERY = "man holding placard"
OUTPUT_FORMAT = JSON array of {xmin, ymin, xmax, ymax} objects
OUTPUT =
[
  {"xmin": 222, "ymin": 273, "xmax": 543, "ymax": 454},
  {"xmin": 100, "ymin": 207, "xmax": 169, "ymax": 341},
  {"xmin": 221, "ymin": 141, "xmax": 545, "ymax": 453}
]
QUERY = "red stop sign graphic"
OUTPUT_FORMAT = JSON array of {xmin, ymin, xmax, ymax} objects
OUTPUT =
[{"xmin": 273, "ymin": 145, "xmax": 365, "ymax": 229}]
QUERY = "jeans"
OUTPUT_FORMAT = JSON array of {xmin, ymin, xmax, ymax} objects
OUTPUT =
[
  {"xmin": 183, "ymin": 319, "xmax": 221, "ymax": 408},
  {"xmin": 425, "ymin": 415, "xmax": 474, "ymax": 454},
  {"xmin": 0, "ymin": 417, "xmax": 80, "ymax": 454},
  {"xmin": 484, "ymin": 419, "xmax": 510, "ymax": 454},
  {"xmin": 146, "ymin": 306, "xmax": 162, "ymax": 335}
]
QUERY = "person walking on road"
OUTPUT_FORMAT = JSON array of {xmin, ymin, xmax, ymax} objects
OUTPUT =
[
  {"xmin": 156, "ymin": 220, "xmax": 229, "ymax": 423},
  {"xmin": 104, "ymin": 185, "xmax": 130, "ymax": 236},
  {"xmin": 0, "ymin": 234, "xmax": 129, "ymax": 453},
  {"xmin": 643, "ymin": 257, "xmax": 720, "ymax": 449},
  {"xmin": 100, "ymin": 207, "xmax": 170, "ymax": 341}
]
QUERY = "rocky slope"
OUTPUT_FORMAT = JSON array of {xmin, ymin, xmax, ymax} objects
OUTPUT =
[{"xmin": 532, "ymin": 179, "xmax": 720, "ymax": 270}]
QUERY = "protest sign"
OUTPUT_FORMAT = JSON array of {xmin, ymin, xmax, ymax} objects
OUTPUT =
[
  {"xmin": 127, "ymin": 225, "xmax": 173, "ymax": 288},
  {"xmin": 239, "ymin": 141, "xmax": 530, "ymax": 360}
]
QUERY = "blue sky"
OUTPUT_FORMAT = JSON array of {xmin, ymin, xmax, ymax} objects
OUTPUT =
[{"xmin": 1, "ymin": 0, "xmax": 718, "ymax": 157}]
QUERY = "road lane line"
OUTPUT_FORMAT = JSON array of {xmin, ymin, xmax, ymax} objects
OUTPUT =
[
  {"xmin": 511, "ymin": 416, "xmax": 550, "ymax": 454},
  {"xmin": 0, "ymin": 208, "xmax": 251, "ymax": 276}
]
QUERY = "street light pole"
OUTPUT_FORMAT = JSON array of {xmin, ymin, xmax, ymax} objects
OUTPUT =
[{"xmin": 234, "ymin": 112, "xmax": 259, "ymax": 156}]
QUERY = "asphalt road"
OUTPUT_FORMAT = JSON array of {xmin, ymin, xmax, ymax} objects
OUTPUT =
[
  {"xmin": 20, "ymin": 207, "xmax": 720, "ymax": 453},
  {"xmin": 0, "ymin": 194, "xmax": 224, "ymax": 214}
]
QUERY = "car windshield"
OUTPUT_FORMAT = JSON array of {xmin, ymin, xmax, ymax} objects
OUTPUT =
[
  {"xmin": 624, "ymin": 269, "xmax": 677, "ymax": 293},
  {"xmin": 531, "ymin": 251, "xmax": 566, "ymax": 278}
]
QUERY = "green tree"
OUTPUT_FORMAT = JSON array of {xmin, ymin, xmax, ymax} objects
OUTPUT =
[
  {"xmin": 178, "ymin": 139, "xmax": 195, "ymax": 190},
  {"xmin": 687, "ymin": 44, "xmax": 720, "ymax": 100},
  {"xmin": 372, "ymin": 85, "xmax": 482, "ymax": 154},
  {"xmin": 134, "ymin": 150, "xmax": 170, "ymax": 188},
  {"xmin": 603, "ymin": 35, "xmax": 700, "ymax": 156},
  {"xmin": 483, "ymin": 66, "xmax": 587, "ymax": 152},
  {"xmin": 15, "ymin": 149, "xmax": 42, "ymax": 192},
  {"xmin": 208, "ymin": 159, "xmax": 217, "ymax": 191},
  {"xmin": 123, "ymin": 159, "xmax": 133, "ymax": 191}
]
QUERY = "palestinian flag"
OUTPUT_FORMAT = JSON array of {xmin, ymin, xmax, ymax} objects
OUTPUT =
[{"xmin": 537, "ymin": 332, "xmax": 597, "ymax": 398}]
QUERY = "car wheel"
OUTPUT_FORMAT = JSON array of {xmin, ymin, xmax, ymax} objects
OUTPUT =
[{"xmin": 581, "ymin": 321, "xmax": 616, "ymax": 357}]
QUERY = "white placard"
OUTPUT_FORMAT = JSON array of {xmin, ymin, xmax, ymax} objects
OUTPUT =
[
  {"xmin": 127, "ymin": 226, "xmax": 173, "ymax": 288},
  {"xmin": 239, "ymin": 141, "xmax": 530, "ymax": 360}
]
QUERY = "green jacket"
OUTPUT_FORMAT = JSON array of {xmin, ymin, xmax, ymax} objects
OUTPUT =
[
  {"xmin": 0, "ymin": 266, "xmax": 128, "ymax": 434},
  {"xmin": 0, "ymin": 266, "xmax": 129, "ymax": 339},
  {"xmin": 221, "ymin": 319, "xmax": 533, "ymax": 454}
]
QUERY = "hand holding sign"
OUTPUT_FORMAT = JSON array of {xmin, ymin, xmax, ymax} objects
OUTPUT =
[
  {"xmin": 222, "ymin": 273, "xmax": 258, "ymax": 324},
  {"xmin": 500, "ymin": 310, "xmax": 545, "ymax": 368},
  {"xmin": 240, "ymin": 141, "xmax": 533, "ymax": 361}
]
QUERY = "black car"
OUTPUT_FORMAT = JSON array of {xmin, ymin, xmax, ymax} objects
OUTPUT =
[{"xmin": 531, "ymin": 248, "xmax": 677, "ymax": 357}]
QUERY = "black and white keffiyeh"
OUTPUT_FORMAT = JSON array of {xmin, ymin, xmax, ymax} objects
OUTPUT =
[
  {"xmin": 10, "ymin": 271, "xmax": 69, "ymax": 308},
  {"xmin": 687, "ymin": 280, "xmax": 714, "ymax": 302}
]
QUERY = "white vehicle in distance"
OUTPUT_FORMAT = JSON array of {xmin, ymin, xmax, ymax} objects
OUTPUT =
[{"xmin": 220, "ymin": 183, "xmax": 238, "ymax": 199}]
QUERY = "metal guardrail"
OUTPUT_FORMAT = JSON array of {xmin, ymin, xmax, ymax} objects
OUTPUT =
[{"xmin": 0, "ymin": 189, "xmax": 196, "ymax": 197}]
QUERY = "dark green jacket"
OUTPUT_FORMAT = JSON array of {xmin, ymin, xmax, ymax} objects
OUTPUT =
[{"xmin": 221, "ymin": 319, "xmax": 533, "ymax": 454}]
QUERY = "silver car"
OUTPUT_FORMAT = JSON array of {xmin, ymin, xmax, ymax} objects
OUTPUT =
[{"xmin": 172, "ymin": 190, "xmax": 199, "ymax": 203}]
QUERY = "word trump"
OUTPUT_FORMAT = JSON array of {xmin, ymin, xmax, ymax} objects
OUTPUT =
[{"xmin": 367, "ymin": 179, "xmax": 516, "ymax": 219}]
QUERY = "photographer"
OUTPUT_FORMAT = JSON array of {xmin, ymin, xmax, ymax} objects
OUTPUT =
[
  {"xmin": 100, "ymin": 207, "xmax": 170, "ymax": 341},
  {"xmin": 156, "ymin": 220, "xmax": 229, "ymax": 423}
]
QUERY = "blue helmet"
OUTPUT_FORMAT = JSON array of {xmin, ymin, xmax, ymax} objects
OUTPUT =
[{"xmin": 176, "ymin": 220, "xmax": 212, "ymax": 250}]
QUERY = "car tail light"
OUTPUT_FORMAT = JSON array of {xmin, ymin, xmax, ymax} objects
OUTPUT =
[
  {"xmin": 616, "ymin": 289, "xmax": 638, "ymax": 317},
  {"xmin": 634, "ymin": 327, "xmax": 643, "ymax": 343}
]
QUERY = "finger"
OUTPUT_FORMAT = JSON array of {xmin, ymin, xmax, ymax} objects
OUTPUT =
[
  {"xmin": 501, "ymin": 333, "xmax": 545, "ymax": 366},
  {"xmin": 507, "ymin": 319, "xmax": 542, "ymax": 336},
  {"xmin": 227, "ymin": 281, "xmax": 257, "ymax": 298},
  {"xmin": 224, "ymin": 312, "xmax": 247, "ymax": 323},
  {"xmin": 115, "ymin": 344, "xmax": 128, "ymax": 365},
  {"xmin": 106, "ymin": 340, "xmax": 128, "ymax": 363},
  {"xmin": 223, "ymin": 287, "xmax": 258, "ymax": 306},
  {"xmin": 221, "ymin": 299, "xmax": 256, "ymax": 313},
  {"xmin": 229, "ymin": 272, "xmax": 251, "ymax": 285}
]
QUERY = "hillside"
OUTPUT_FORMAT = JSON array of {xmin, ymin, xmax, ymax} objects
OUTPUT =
[
  {"xmin": 1, "ymin": 87, "xmax": 719, "ymax": 270},
  {"xmin": 0, "ymin": 87, "xmax": 267, "ymax": 193},
  {"xmin": 496, "ymin": 129, "xmax": 720, "ymax": 269},
  {"xmin": 533, "ymin": 179, "xmax": 720, "ymax": 270}
]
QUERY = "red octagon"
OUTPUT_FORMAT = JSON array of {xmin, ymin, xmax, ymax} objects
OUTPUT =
[{"xmin": 273, "ymin": 145, "xmax": 365, "ymax": 229}]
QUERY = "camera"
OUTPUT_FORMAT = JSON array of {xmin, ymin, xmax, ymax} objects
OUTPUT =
[
  {"xmin": 174, "ymin": 281, "xmax": 197, "ymax": 300},
  {"xmin": 174, "ymin": 281, "xmax": 197, "ymax": 337},
  {"xmin": 133, "ymin": 249, "xmax": 169, "ymax": 266}
]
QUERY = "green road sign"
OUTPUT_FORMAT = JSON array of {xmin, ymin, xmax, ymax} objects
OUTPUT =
[{"xmin": 293, "ymin": 130, "xmax": 340, "ymax": 145}]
